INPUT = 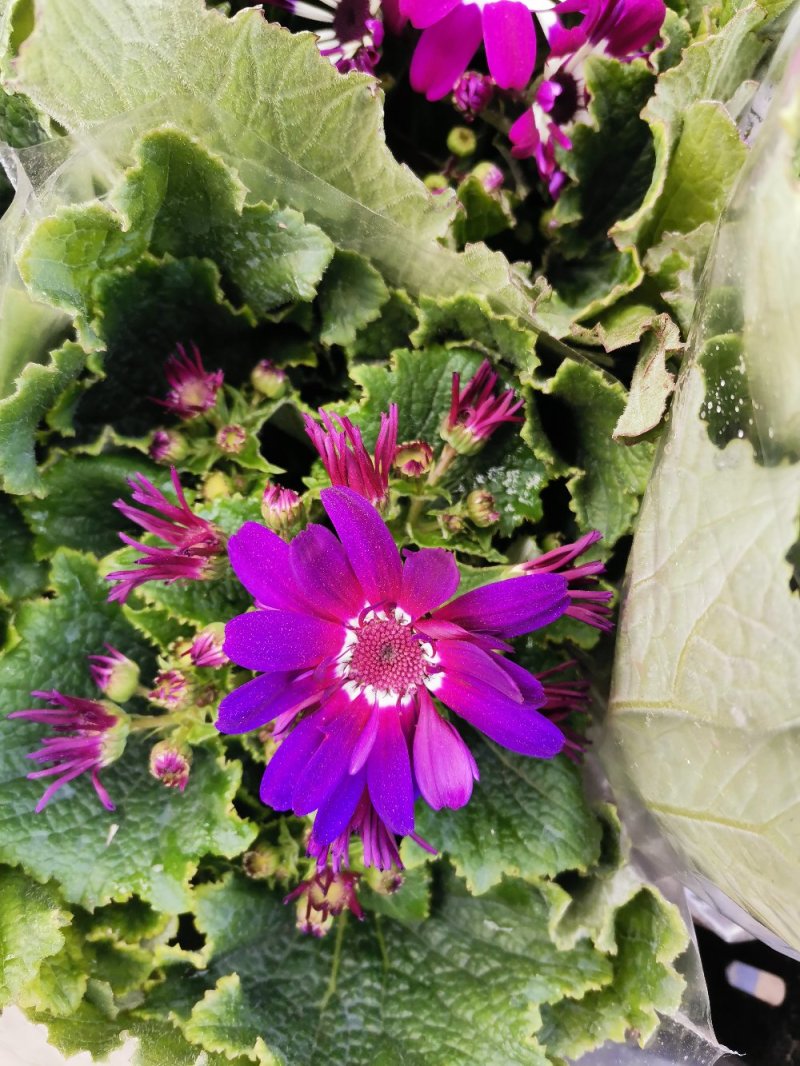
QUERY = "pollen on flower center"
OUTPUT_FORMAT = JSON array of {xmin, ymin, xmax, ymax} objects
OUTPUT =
[{"xmin": 343, "ymin": 612, "xmax": 431, "ymax": 698}]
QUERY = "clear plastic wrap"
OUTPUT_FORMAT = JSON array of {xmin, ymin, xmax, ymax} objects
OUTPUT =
[{"xmin": 602, "ymin": 2, "xmax": 800, "ymax": 976}]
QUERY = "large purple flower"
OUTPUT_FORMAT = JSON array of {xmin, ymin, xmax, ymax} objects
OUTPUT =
[
  {"xmin": 509, "ymin": 0, "xmax": 665, "ymax": 193},
  {"xmin": 403, "ymin": 0, "xmax": 564, "ymax": 101},
  {"xmin": 265, "ymin": 0, "xmax": 384, "ymax": 73},
  {"xmin": 218, "ymin": 486, "xmax": 601, "ymax": 868}
]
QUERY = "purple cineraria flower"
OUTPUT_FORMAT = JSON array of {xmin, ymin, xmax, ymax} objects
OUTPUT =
[
  {"xmin": 304, "ymin": 404, "xmax": 398, "ymax": 510},
  {"xmin": 518, "ymin": 529, "xmax": 613, "ymax": 630},
  {"xmin": 441, "ymin": 359, "xmax": 524, "ymax": 454},
  {"xmin": 509, "ymin": 0, "xmax": 665, "ymax": 194},
  {"xmin": 107, "ymin": 469, "xmax": 222, "ymax": 603},
  {"xmin": 264, "ymin": 0, "xmax": 384, "ymax": 73},
  {"xmin": 403, "ymin": 0, "xmax": 564, "ymax": 101},
  {"xmin": 8, "ymin": 691, "xmax": 129, "ymax": 812},
  {"xmin": 154, "ymin": 343, "xmax": 223, "ymax": 421},
  {"xmin": 88, "ymin": 644, "xmax": 140, "ymax": 702},
  {"xmin": 216, "ymin": 486, "xmax": 602, "ymax": 870}
]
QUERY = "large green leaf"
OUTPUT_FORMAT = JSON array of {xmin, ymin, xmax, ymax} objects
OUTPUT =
[
  {"xmin": 0, "ymin": 342, "xmax": 85, "ymax": 495},
  {"xmin": 414, "ymin": 736, "xmax": 602, "ymax": 895},
  {"xmin": 182, "ymin": 871, "xmax": 612, "ymax": 1065},
  {"xmin": 0, "ymin": 866, "xmax": 69, "ymax": 1007},
  {"xmin": 542, "ymin": 361, "xmax": 654, "ymax": 544}
]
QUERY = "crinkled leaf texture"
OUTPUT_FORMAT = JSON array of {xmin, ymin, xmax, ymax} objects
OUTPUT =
[
  {"xmin": 0, "ymin": 550, "xmax": 255, "ymax": 911},
  {"xmin": 606, "ymin": 31, "xmax": 800, "ymax": 951}
]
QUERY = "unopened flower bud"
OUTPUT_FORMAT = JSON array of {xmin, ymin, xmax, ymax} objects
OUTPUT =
[
  {"xmin": 216, "ymin": 423, "xmax": 247, "ymax": 455},
  {"xmin": 366, "ymin": 869, "xmax": 405, "ymax": 896},
  {"xmin": 251, "ymin": 360, "xmax": 288, "ymax": 399},
  {"xmin": 467, "ymin": 489, "xmax": 500, "ymax": 527},
  {"xmin": 149, "ymin": 429, "xmax": 188, "ymax": 464},
  {"xmin": 447, "ymin": 125, "xmax": 477, "ymax": 157},
  {"xmin": 453, "ymin": 71, "xmax": 494, "ymax": 120},
  {"xmin": 285, "ymin": 868, "xmax": 363, "ymax": 937},
  {"xmin": 439, "ymin": 513, "xmax": 465, "ymax": 537},
  {"xmin": 149, "ymin": 740, "xmax": 191, "ymax": 791},
  {"xmin": 88, "ymin": 645, "xmax": 140, "ymax": 703},
  {"xmin": 424, "ymin": 173, "xmax": 449, "ymax": 195},
  {"xmin": 243, "ymin": 847, "xmax": 279, "ymax": 880},
  {"xmin": 393, "ymin": 440, "xmax": 433, "ymax": 478},
  {"xmin": 471, "ymin": 161, "xmax": 504, "ymax": 193},
  {"xmin": 189, "ymin": 624, "xmax": 227, "ymax": 668},
  {"xmin": 202, "ymin": 471, "xmax": 231, "ymax": 502},
  {"xmin": 148, "ymin": 669, "xmax": 189, "ymax": 709},
  {"xmin": 261, "ymin": 483, "xmax": 304, "ymax": 536}
]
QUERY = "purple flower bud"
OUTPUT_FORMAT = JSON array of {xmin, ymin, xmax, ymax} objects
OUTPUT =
[
  {"xmin": 393, "ymin": 440, "xmax": 433, "ymax": 478},
  {"xmin": 261, "ymin": 483, "xmax": 304, "ymax": 536},
  {"xmin": 148, "ymin": 669, "xmax": 189, "ymax": 709},
  {"xmin": 148, "ymin": 429, "xmax": 188, "ymax": 464},
  {"xmin": 216, "ymin": 424, "xmax": 247, "ymax": 455},
  {"xmin": 471, "ymin": 161, "xmax": 504, "ymax": 193},
  {"xmin": 149, "ymin": 740, "xmax": 191, "ymax": 791},
  {"xmin": 441, "ymin": 360, "xmax": 524, "ymax": 455},
  {"xmin": 453, "ymin": 71, "xmax": 494, "ymax": 120},
  {"xmin": 189, "ymin": 625, "xmax": 228, "ymax": 668},
  {"xmin": 251, "ymin": 359, "xmax": 288, "ymax": 399},
  {"xmin": 88, "ymin": 645, "xmax": 140, "ymax": 702},
  {"xmin": 467, "ymin": 489, "xmax": 500, "ymax": 527},
  {"xmin": 154, "ymin": 343, "xmax": 223, "ymax": 421},
  {"xmin": 284, "ymin": 867, "xmax": 363, "ymax": 937}
]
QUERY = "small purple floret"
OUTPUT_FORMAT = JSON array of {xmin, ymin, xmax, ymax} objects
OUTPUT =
[
  {"xmin": 442, "ymin": 359, "xmax": 524, "ymax": 454},
  {"xmin": 304, "ymin": 404, "xmax": 398, "ymax": 509},
  {"xmin": 107, "ymin": 469, "xmax": 222, "ymax": 603},
  {"xmin": 8, "ymin": 691, "xmax": 127, "ymax": 812},
  {"xmin": 154, "ymin": 343, "xmax": 223, "ymax": 420}
]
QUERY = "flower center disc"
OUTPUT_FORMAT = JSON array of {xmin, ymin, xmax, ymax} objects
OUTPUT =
[{"xmin": 347, "ymin": 617, "xmax": 427, "ymax": 696}]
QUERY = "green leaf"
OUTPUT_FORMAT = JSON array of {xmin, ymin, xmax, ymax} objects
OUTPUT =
[
  {"xmin": 542, "ymin": 361, "xmax": 654, "ymax": 544},
  {"xmin": 0, "ymin": 342, "xmax": 85, "ymax": 495},
  {"xmin": 642, "ymin": 222, "xmax": 714, "ymax": 332},
  {"xmin": 539, "ymin": 889, "xmax": 687, "ymax": 1060},
  {"xmin": 415, "ymin": 736, "xmax": 602, "ymax": 895},
  {"xmin": 612, "ymin": 4, "xmax": 768, "ymax": 253},
  {"xmin": 0, "ymin": 85, "xmax": 47, "ymax": 148},
  {"xmin": 351, "ymin": 345, "xmax": 484, "ymax": 449},
  {"xmin": 448, "ymin": 425, "xmax": 549, "ymax": 537},
  {"xmin": 412, "ymin": 293, "xmax": 539, "ymax": 378},
  {"xmin": 0, "ymin": 866, "xmax": 69, "ymax": 1006},
  {"xmin": 19, "ymin": 453, "xmax": 159, "ymax": 558},
  {"xmin": 647, "ymin": 100, "xmax": 747, "ymax": 243},
  {"xmin": 0, "ymin": 493, "xmax": 46, "ymax": 602},
  {"xmin": 318, "ymin": 250, "xmax": 389, "ymax": 348},
  {"xmin": 452, "ymin": 175, "xmax": 514, "ymax": 246},
  {"xmin": 18, "ymin": 924, "xmax": 88, "ymax": 1018},
  {"xmin": 0, "ymin": 550, "xmax": 254, "ymax": 910},
  {"xmin": 182, "ymin": 871, "xmax": 612, "ymax": 1065},
  {"xmin": 348, "ymin": 288, "xmax": 418, "ymax": 363},
  {"xmin": 612, "ymin": 314, "xmax": 681, "ymax": 441}
]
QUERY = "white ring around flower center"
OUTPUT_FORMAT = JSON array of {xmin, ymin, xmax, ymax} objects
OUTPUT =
[{"xmin": 338, "ymin": 606, "xmax": 438, "ymax": 707}]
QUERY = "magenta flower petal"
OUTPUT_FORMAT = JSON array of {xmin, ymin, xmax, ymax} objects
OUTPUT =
[
  {"xmin": 435, "ymin": 573, "xmax": 569, "ymax": 638},
  {"xmin": 435, "ymin": 638, "xmax": 523, "ymax": 702},
  {"xmin": 292, "ymin": 699, "xmax": 371, "ymax": 816},
  {"xmin": 401, "ymin": 0, "xmax": 461, "ymax": 29},
  {"xmin": 482, "ymin": 1, "xmax": 536, "ymax": 90},
  {"xmin": 494, "ymin": 656, "xmax": 547, "ymax": 705},
  {"xmin": 312, "ymin": 769, "xmax": 368, "ymax": 844},
  {"xmin": 321, "ymin": 487, "xmax": 402, "ymax": 606},
  {"xmin": 290, "ymin": 524, "xmax": 365, "ymax": 622},
  {"xmin": 259, "ymin": 716, "xmax": 325, "ymax": 809},
  {"xmin": 436, "ymin": 673, "xmax": 565, "ymax": 757},
  {"xmin": 414, "ymin": 691, "xmax": 478, "ymax": 810},
  {"xmin": 367, "ymin": 711, "xmax": 414, "ymax": 834},
  {"xmin": 228, "ymin": 522, "xmax": 303, "ymax": 612},
  {"xmin": 409, "ymin": 5, "xmax": 483, "ymax": 101},
  {"xmin": 223, "ymin": 610, "xmax": 344, "ymax": 672},
  {"xmin": 399, "ymin": 548, "xmax": 460, "ymax": 620},
  {"xmin": 215, "ymin": 670, "xmax": 322, "ymax": 734}
]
